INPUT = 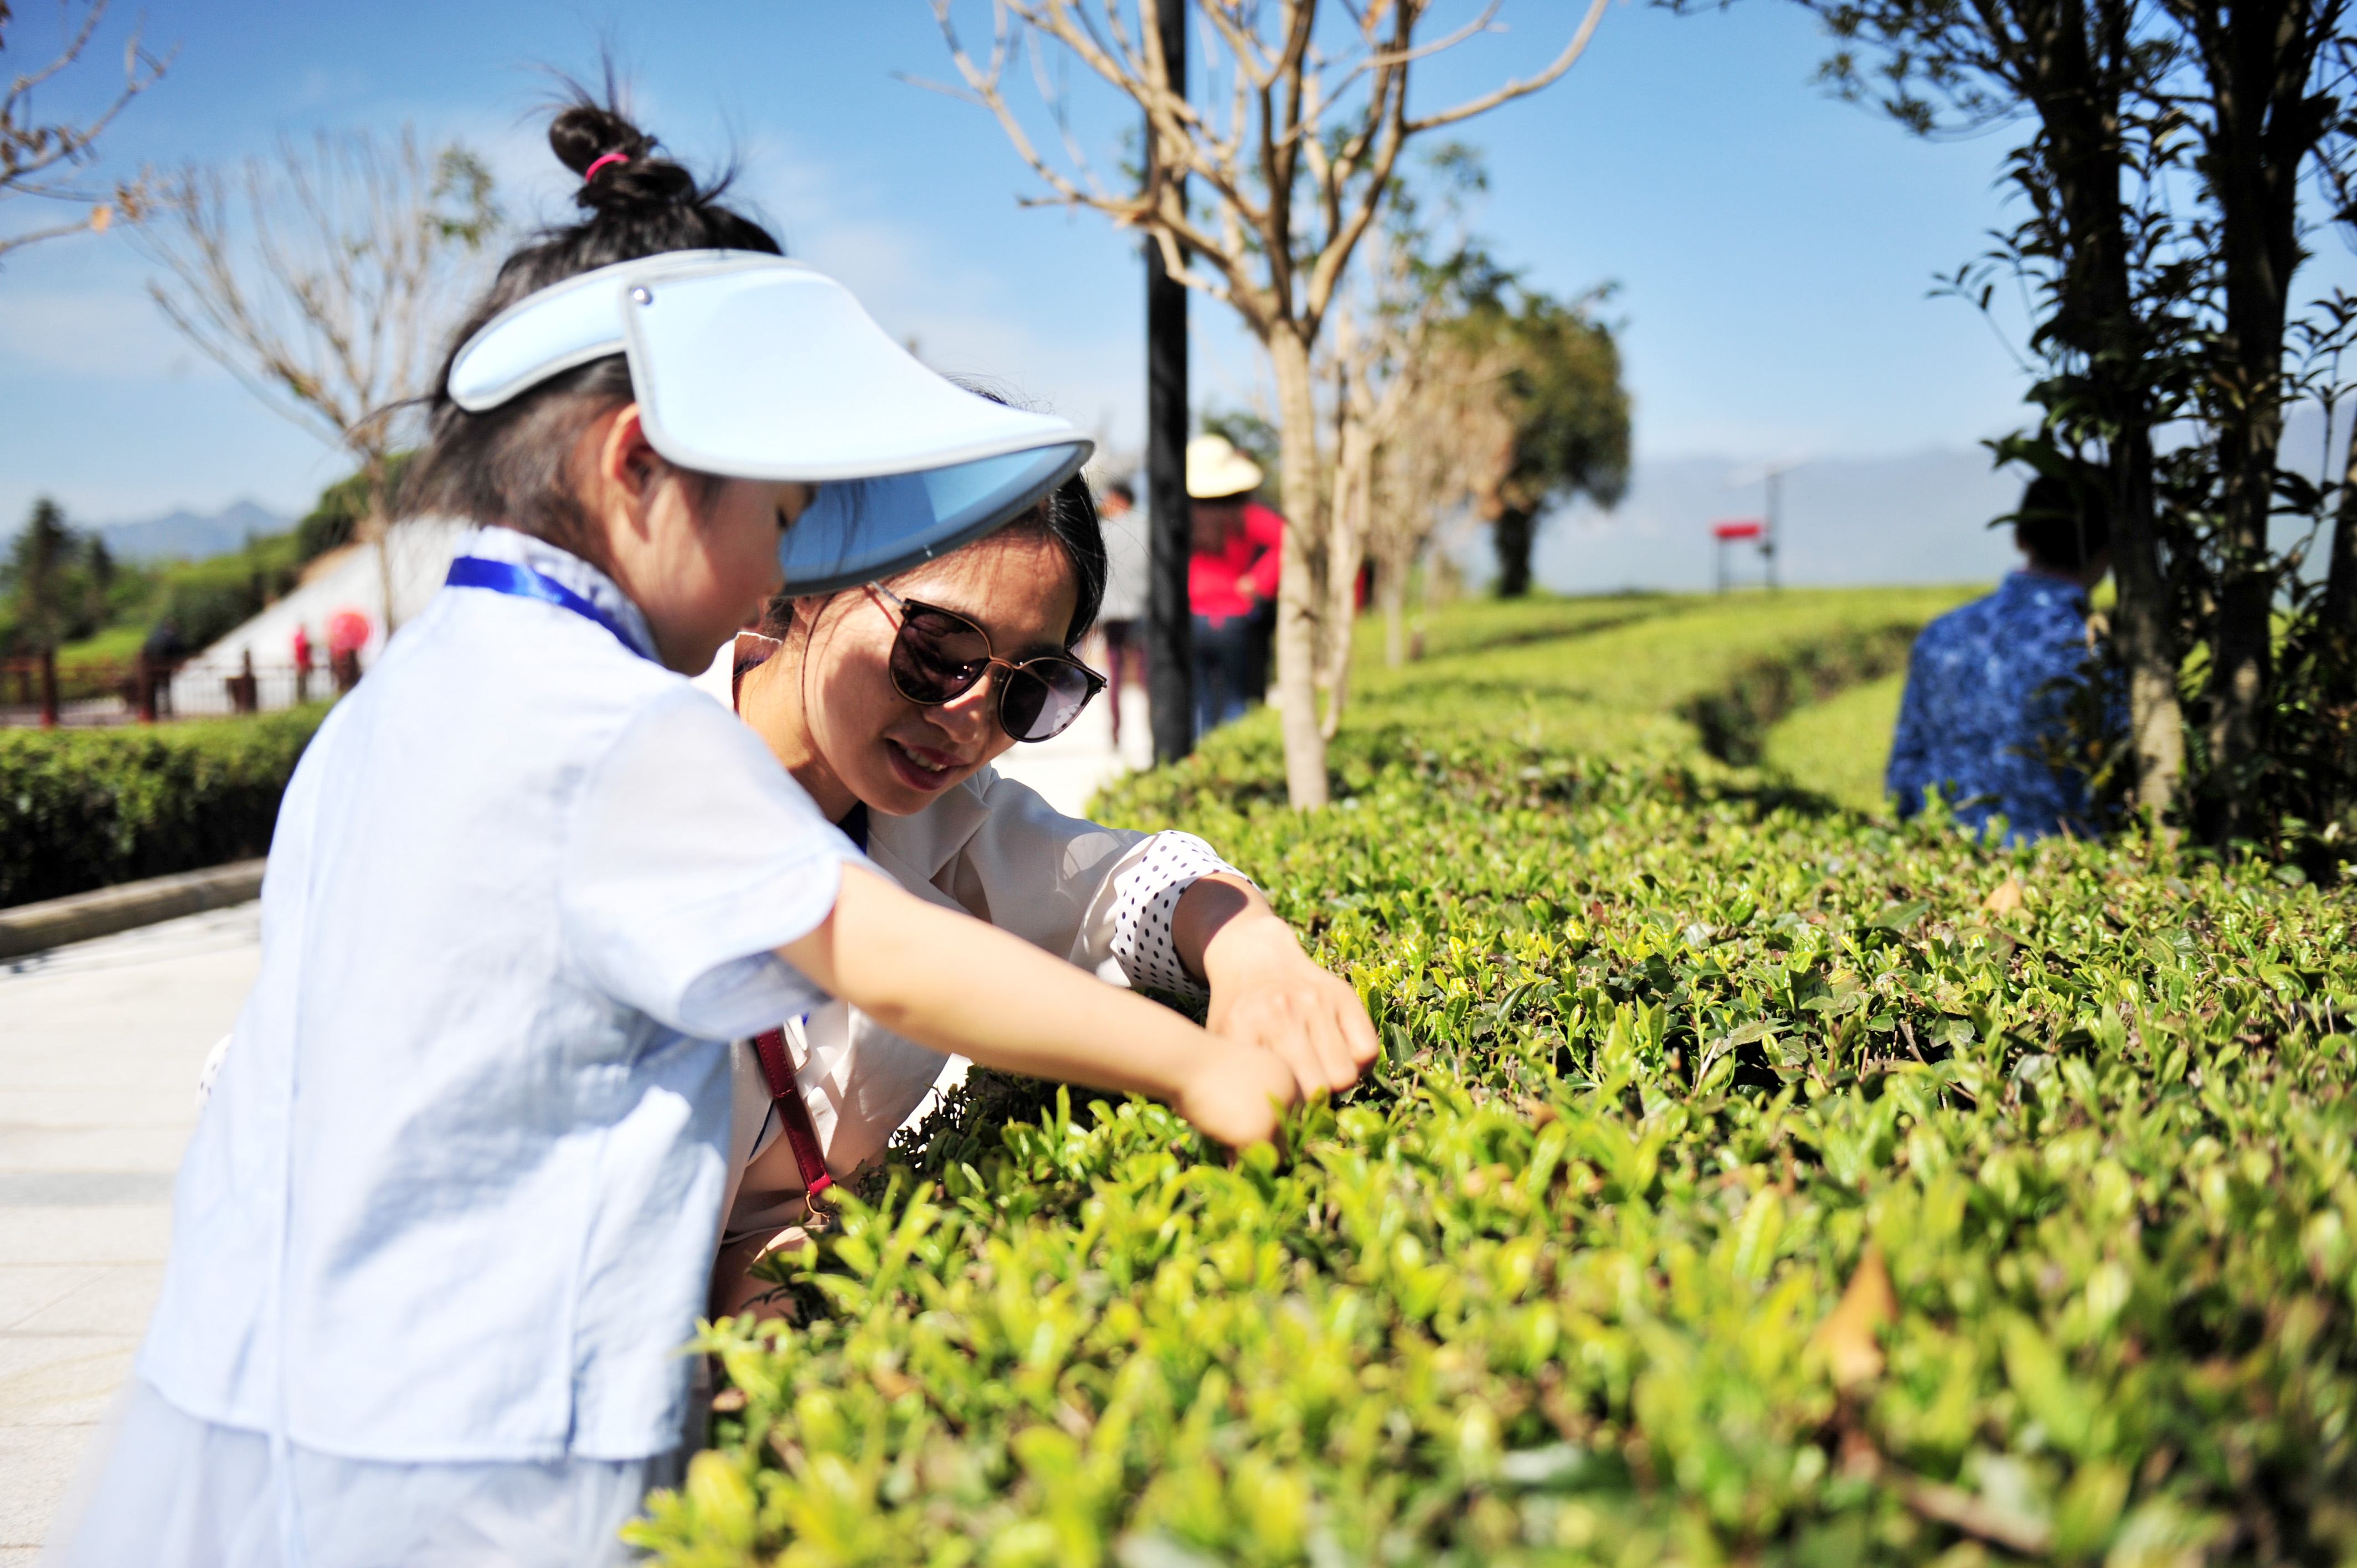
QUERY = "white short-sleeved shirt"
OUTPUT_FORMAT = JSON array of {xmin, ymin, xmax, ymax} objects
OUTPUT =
[{"xmin": 139, "ymin": 525, "xmax": 859, "ymax": 1465}]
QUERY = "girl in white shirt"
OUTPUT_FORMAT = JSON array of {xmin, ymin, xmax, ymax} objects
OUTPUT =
[
  {"xmin": 52, "ymin": 100, "xmax": 1308, "ymax": 1568},
  {"xmin": 711, "ymin": 473, "xmax": 1377, "ymax": 1314}
]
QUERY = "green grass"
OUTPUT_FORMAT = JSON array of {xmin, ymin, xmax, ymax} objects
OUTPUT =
[
  {"xmin": 55, "ymin": 623, "xmax": 149, "ymax": 666},
  {"xmin": 1764, "ymin": 672, "xmax": 1908, "ymax": 818},
  {"xmin": 635, "ymin": 586, "xmax": 2356, "ymax": 1568},
  {"xmin": 1354, "ymin": 586, "xmax": 1966, "ymax": 730}
]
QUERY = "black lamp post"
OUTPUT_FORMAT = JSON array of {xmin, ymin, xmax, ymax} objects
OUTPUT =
[{"xmin": 1144, "ymin": 0, "xmax": 1193, "ymax": 765}]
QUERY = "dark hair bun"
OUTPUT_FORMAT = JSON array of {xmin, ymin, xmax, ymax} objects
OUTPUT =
[{"xmin": 549, "ymin": 104, "xmax": 696, "ymax": 216}]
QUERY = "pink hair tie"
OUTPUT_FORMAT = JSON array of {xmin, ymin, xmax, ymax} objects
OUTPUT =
[{"xmin": 583, "ymin": 151, "xmax": 629, "ymax": 183}]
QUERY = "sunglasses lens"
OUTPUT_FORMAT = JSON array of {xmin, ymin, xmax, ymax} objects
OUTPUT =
[
  {"xmin": 891, "ymin": 607, "xmax": 990, "ymax": 704},
  {"xmin": 1004, "ymin": 662, "xmax": 1097, "ymax": 742}
]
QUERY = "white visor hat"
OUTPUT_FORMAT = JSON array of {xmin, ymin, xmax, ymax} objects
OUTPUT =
[{"xmin": 446, "ymin": 250, "xmax": 1093, "ymax": 592}]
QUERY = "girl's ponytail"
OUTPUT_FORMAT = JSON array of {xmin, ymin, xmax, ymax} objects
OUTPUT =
[
  {"xmin": 399, "ymin": 86, "xmax": 780, "ymax": 559},
  {"xmin": 550, "ymin": 103, "xmax": 702, "ymax": 226}
]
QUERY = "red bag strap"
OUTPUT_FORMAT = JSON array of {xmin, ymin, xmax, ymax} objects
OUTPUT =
[{"xmin": 752, "ymin": 1027, "xmax": 833, "ymax": 1199}]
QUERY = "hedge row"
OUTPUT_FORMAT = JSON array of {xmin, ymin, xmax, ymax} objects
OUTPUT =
[
  {"xmin": 0, "ymin": 704, "xmax": 328, "ymax": 907},
  {"xmin": 636, "ymin": 589, "xmax": 2357, "ymax": 1567}
]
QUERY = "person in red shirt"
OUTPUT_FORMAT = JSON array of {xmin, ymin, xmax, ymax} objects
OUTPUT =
[{"xmin": 1186, "ymin": 435, "xmax": 1283, "ymax": 737}]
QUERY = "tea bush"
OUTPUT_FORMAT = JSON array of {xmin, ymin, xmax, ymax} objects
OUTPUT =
[
  {"xmin": 636, "ymin": 589, "xmax": 2357, "ymax": 1567},
  {"xmin": 0, "ymin": 704, "xmax": 328, "ymax": 906},
  {"xmin": 1764, "ymin": 674, "xmax": 1909, "ymax": 818}
]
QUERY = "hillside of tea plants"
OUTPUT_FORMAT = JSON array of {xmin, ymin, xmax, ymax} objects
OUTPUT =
[{"xmin": 638, "ymin": 587, "xmax": 2357, "ymax": 1568}]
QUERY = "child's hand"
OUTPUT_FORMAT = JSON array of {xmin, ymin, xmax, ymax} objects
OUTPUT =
[{"xmin": 1174, "ymin": 1038, "xmax": 1300, "ymax": 1147}]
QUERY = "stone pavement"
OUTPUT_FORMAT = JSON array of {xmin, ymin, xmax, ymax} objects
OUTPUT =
[
  {"xmin": 0, "ymin": 901, "xmax": 261, "ymax": 1564},
  {"xmin": 0, "ymin": 680, "xmax": 1149, "ymax": 1556}
]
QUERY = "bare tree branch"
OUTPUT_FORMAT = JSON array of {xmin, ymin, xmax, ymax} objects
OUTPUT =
[
  {"xmin": 0, "ymin": 0, "xmax": 172, "ymax": 260},
  {"xmin": 1404, "ymin": 0, "xmax": 1607, "ymax": 132},
  {"xmin": 133, "ymin": 128, "xmax": 501, "ymax": 628},
  {"xmin": 923, "ymin": 0, "xmax": 1605, "ymax": 804}
]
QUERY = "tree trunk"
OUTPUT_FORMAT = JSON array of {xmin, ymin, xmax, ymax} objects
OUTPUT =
[
  {"xmin": 2329, "ymin": 410, "xmax": 2357, "ymax": 648},
  {"xmin": 2323, "ymin": 383, "xmax": 2357, "ymax": 827},
  {"xmin": 37, "ymin": 646, "xmax": 58, "ymax": 730},
  {"xmin": 2193, "ymin": 0, "xmax": 2322, "ymax": 843},
  {"xmin": 361, "ymin": 448, "xmax": 398, "ymax": 642},
  {"xmin": 1321, "ymin": 402, "xmax": 1375, "ymax": 742},
  {"xmin": 1268, "ymin": 327, "xmax": 1330, "ymax": 808},
  {"xmin": 1493, "ymin": 506, "xmax": 1537, "ymax": 598},
  {"xmin": 2109, "ymin": 434, "xmax": 2186, "ymax": 825},
  {"xmin": 2024, "ymin": 0, "xmax": 2186, "ymax": 824},
  {"xmin": 1381, "ymin": 544, "xmax": 1412, "ymax": 668}
]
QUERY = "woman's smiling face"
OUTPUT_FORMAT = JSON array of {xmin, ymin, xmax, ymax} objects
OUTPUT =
[{"xmin": 785, "ymin": 526, "xmax": 1080, "ymax": 818}]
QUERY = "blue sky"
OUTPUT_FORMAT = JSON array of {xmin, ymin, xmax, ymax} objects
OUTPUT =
[{"xmin": 2, "ymin": 1, "xmax": 2344, "ymax": 533}]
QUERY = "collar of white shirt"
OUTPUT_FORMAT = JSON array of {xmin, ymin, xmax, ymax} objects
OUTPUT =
[{"xmin": 453, "ymin": 524, "xmax": 660, "ymax": 662}]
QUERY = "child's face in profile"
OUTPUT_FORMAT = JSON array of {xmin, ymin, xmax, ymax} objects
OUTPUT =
[
  {"xmin": 797, "ymin": 530, "xmax": 1079, "ymax": 817},
  {"xmin": 637, "ymin": 474, "xmax": 812, "ymax": 673}
]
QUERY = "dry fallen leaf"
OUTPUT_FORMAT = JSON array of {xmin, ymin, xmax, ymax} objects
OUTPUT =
[
  {"xmin": 1981, "ymin": 875, "xmax": 2026, "ymax": 916},
  {"xmin": 1812, "ymin": 1244, "xmax": 1898, "ymax": 1390}
]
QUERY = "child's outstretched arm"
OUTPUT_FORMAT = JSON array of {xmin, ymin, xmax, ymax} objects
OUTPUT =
[{"xmin": 780, "ymin": 866, "xmax": 1303, "ymax": 1147}]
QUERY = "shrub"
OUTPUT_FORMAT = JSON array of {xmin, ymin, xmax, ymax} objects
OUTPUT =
[
  {"xmin": 635, "ymin": 591, "xmax": 2357, "ymax": 1566},
  {"xmin": 0, "ymin": 705, "xmax": 328, "ymax": 906}
]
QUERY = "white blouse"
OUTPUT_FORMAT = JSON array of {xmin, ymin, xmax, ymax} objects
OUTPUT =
[{"xmin": 721, "ymin": 683, "xmax": 1238, "ymax": 1236}]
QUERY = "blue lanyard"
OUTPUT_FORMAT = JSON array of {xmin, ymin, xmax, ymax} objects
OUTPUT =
[{"xmin": 444, "ymin": 556, "xmax": 651, "ymax": 661}]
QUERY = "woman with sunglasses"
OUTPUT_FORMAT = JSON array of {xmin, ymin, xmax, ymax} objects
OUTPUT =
[{"xmin": 711, "ymin": 472, "xmax": 1377, "ymax": 1316}]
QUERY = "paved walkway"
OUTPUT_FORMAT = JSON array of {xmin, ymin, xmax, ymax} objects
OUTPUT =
[
  {"xmin": 0, "ymin": 683, "xmax": 1147, "ymax": 1556},
  {"xmin": 0, "ymin": 902, "xmax": 261, "ymax": 1564}
]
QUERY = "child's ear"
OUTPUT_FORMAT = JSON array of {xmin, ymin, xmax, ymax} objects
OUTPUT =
[{"xmin": 595, "ymin": 404, "xmax": 665, "ymax": 511}]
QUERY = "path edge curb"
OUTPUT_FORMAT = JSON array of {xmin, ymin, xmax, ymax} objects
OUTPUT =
[{"xmin": 0, "ymin": 859, "xmax": 267, "ymax": 959}]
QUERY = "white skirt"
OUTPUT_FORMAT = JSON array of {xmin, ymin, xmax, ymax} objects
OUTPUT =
[{"xmin": 45, "ymin": 1380, "xmax": 672, "ymax": 1567}]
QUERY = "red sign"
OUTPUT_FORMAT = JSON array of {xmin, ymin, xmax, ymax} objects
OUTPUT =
[{"xmin": 1712, "ymin": 520, "xmax": 1765, "ymax": 541}]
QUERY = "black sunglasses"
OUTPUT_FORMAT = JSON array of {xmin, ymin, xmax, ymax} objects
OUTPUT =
[{"xmin": 865, "ymin": 583, "xmax": 1107, "ymax": 743}]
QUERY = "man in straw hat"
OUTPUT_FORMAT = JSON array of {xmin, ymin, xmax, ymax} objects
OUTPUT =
[{"xmin": 1185, "ymin": 434, "xmax": 1285, "ymax": 737}]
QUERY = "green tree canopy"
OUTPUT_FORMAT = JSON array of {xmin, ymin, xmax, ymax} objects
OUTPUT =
[
  {"xmin": 1, "ymin": 496, "xmax": 112, "ymax": 653},
  {"xmin": 1445, "ymin": 275, "xmax": 1632, "ymax": 597}
]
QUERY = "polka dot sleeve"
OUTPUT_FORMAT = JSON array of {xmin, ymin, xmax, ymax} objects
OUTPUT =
[{"xmin": 1104, "ymin": 831, "xmax": 1241, "ymax": 999}]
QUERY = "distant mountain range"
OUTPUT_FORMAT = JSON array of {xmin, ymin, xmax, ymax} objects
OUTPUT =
[{"xmin": 92, "ymin": 500, "xmax": 291, "ymax": 563}]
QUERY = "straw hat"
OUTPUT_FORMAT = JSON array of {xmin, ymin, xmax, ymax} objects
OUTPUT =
[{"xmin": 1186, "ymin": 434, "xmax": 1264, "ymax": 501}]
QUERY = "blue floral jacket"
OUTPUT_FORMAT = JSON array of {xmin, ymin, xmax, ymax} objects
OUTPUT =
[{"xmin": 1885, "ymin": 571, "xmax": 2117, "ymax": 842}]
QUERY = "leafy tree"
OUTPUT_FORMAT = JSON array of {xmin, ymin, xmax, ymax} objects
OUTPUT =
[
  {"xmin": 2, "ymin": 496, "xmax": 111, "ymax": 652},
  {"xmin": 1445, "ymin": 278, "xmax": 1631, "ymax": 599},
  {"xmin": 1728, "ymin": 0, "xmax": 2357, "ymax": 857}
]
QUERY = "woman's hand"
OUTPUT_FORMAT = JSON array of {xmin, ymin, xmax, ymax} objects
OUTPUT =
[{"xmin": 1178, "ymin": 876, "xmax": 1380, "ymax": 1096}]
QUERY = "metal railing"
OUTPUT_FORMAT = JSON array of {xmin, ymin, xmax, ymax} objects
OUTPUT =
[{"xmin": 0, "ymin": 652, "xmax": 356, "ymax": 729}]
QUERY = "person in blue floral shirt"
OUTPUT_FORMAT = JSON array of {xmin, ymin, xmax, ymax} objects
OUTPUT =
[{"xmin": 1886, "ymin": 474, "xmax": 2118, "ymax": 842}]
